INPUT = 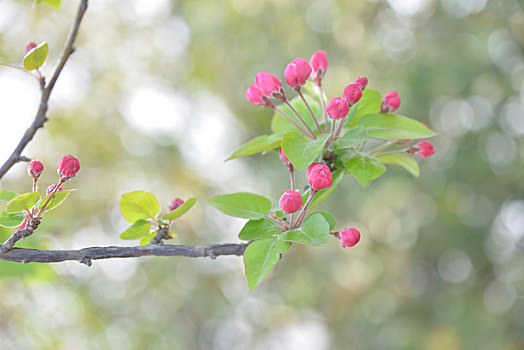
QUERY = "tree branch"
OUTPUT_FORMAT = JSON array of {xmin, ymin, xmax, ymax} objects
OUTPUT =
[
  {"xmin": 0, "ymin": 243, "xmax": 249, "ymax": 266},
  {"xmin": 0, "ymin": 0, "xmax": 89, "ymax": 180}
]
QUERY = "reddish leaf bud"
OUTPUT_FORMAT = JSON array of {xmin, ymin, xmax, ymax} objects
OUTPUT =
[
  {"xmin": 26, "ymin": 42, "xmax": 37, "ymax": 53},
  {"xmin": 326, "ymin": 97, "xmax": 349, "ymax": 120},
  {"xmin": 412, "ymin": 141, "xmax": 435, "ymax": 158},
  {"xmin": 284, "ymin": 58, "xmax": 312, "ymax": 89},
  {"xmin": 46, "ymin": 184, "xmax": 63, "ymax": 196},
  {"xmin": 255, "ymin": 72, "xmax": 284, "ymax": 99},
  {"xmin": 169, "ymin": 198, "xmax": 185, "ymax": 212},
  {"xmin": 27, "ymin": 160, "xmax": 44, "ymax": 178},
  {"xmin": 279, "ymin": 190, "xmax": 303, "ymax": 214},
  {"xmin": 307, "ymin": 163, "xmax": 333, "ymax": 191},
  {"xmin": 279, "ymin": 148, "xmax": 293, "ymax": 170},
  {"xmin": 339, "ymin": 228, "xmax": 361, "ymax": 247},
  {"xmin": 353, "ymin": 76, "xmax": 368, "ymax": 90},
  {"xmin": 57, "ymin": 155, "xmax": 80, "ymax": 180},
  {"xmin": 309, "ymin": 50, "xmax": 328, "ymax": 85},
  {"xmin": 343, "ymin": 83, "xmax": 363, "ymax": 105},
  {"xmin": 381, "ymin": 91, "xmax": 401, "ymax": 113}
]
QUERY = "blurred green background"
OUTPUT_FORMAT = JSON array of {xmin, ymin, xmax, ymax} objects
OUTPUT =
[{"xmin": 0, "ymin": 0, "xmax": 523, "ymax": 349}]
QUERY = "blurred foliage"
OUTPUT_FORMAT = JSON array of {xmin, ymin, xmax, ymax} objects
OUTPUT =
[{"xmin": 0, "ymin": 0, "xmax": 523, "ymax": 349}]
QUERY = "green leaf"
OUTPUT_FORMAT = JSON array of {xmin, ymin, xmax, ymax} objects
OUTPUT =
[
  {"xmin": 347, "ymin": 88, "xmax": 382, "ymax": 127},
  {"xmin": 280, "ymin": 213, "xmax": 329, "ymax": 246},
  {"xmin": 6, "ymin": 192, "xmax": 40, "ymax": 213},
  {"xmin": 358, "ymin": 113, "xmax": 436, "ymax": 140},
  {"xmin": 0, "ymin": 211, "xmax": 25, "ymax": 228},
  {"xmin": 120, "ymin": 220, "xmax": 152, "ymax": 240},
  {"xmin": 377, "ymin": 154, "xmax": 420, "ymax": 177},
  {"xmin": 208, "ymin": 192, "xmax": 271, "ymax": 220},
  {"xmin": 23, "ymin": 42, "xmax": 48, "ymax": 71},
  {"xmin": 281, "ymin": 132, "xmax": 330, "ymax": 170},
  {"xmin": 244, "ymin": 237, "xmax": 289, "ymax": 291},
  {"xmin": 0, "ymin": 189, "xmax": 19, "ymax": 202},
  {"xmin": 162, "ymin": 197, "xmax": 196, "ymax": 221},
  {"xmin": 119, "ymin": 191, "xmax": 160, "ymax": 223},
  {"xmin": 344, "ymin": 154, "xmax": 386, "ymax": 187},
  {"xmin": 226, "ymin": 134, "xmax": 282, "ymax": 160},
  {"xmin": 38, "ymin": 190, "xmax": 74, "ymax": 212},
  {"xmin": 312, "ymin": 211, "xmax": 336, "ymax": 231},
  {"xmin": 140, "ymin": 232, "xmax": 157, "ymax": 245},
  {"xmin": 238, "ymin": 219, "xmax": 281, "ymax": 240},
  {"xmin": 271, "ymin": 95, "xmax": 321, "ymax": 134},
  {"xmin": 35, "ymin": 0, "xmax": 61, "ymax": 8},
  {"xmin": 333, "ymin": 126, "xmax": 367, "ymax": 150}
]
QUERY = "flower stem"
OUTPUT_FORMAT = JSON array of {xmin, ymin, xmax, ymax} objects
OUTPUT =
[
  {"xmin": 318, "ymin": 84, "xmax": 328, "ymax": 133},
  {"xmin": 273, "ymin": 106, "xmax": 313, "ymax": 139},
  {"xmin": 368, "ymin": 140, "xmax": 398, "ymax": 155},
  {"xmin": 297, "ymin": 89, "xmax": 323, "ymax": 134},
  {"xmin": 293, "ymin": 189, "xmax": 316, "ymax": 229},
  {"xmin": 36, "ymin": 179, "xmax": 64, "ymax": 217},
  {"xmin": 284, "ymin": 100, "xmax": 317, "ymax": 139}
]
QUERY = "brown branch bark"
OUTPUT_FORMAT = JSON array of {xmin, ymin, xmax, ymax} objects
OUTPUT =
[
  {"xmin": 0, "ymin": 243, "xmax": 249, "ymax": 266},
  {"xmin": 0, "ymin": 0, "xmax": 89, "ymax": 180}
]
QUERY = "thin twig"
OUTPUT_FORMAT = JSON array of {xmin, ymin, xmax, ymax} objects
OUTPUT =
[
  {"xmin": 284, "ymin": 100, "xmax": 317, "ymax": 139},
  {"xmin": 0, "ymin": 243, "xmax": 250, "ymax": 265},
  {"xmin": 273, "ymin": 106, "xmax": 312, "ymax": 139},
  {"xmin": 0, "ymin": 0, "xmax": 89, "ymax": 180},
  {"xmin": 297, "ymin": 89, "xmax": 322, "ymax": 134}
]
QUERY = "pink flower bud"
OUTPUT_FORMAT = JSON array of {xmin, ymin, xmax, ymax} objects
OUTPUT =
[
  {"xmin": 279, "ymin": 190, "xmax": 303, "ymax": 214},
  {"xmin": 310, "ymin": 50, "xmax": 328, "ymax": 85},
  {"xmin": 46, "ymin": 184, "xmax": 63, "ymax": 196},
  {"xmin": 353, "ymin": 77, "xmax": 368, "ymax": 90},
  {"xmin": 26, "ymin": 42, "xmax": 37, "ymax": 53},
  {"xmin": 343, "ymin": 83, "xmax": 363, "ymax": 105},
  {"xmin": 245, "ymin": 83, "xmax": 274, "ymax": 108},
  {"xmin": 169, "ymin": 198, "xmax": 184, "ymax": 211},
  {"xmin": 284, "ymin": 58, "xmax": 312, "ymax": 89},
  {"xmin": 57, "ymin": 155, "xmax": 80, "ymax": 180},
  {"xmin": 307, "ymin": 163, "xmax": 333, "ymax": 191},
  {"xmin": 339, "ymin": 228, "xmax": 361, "ymax": 247},
  {"xmin": 306, "ymin": 162, "xmax": 321, "ymax": 178},
  {"xmin": 279, "ymin": 148, "xmax": 292, "ymax": 170},
  {"xmin": 412, "ymin": 141, "xmax": 435, "ymax": 158},
  {"xmin": 27, "ymin": 160, "xmax": 44, "ymax": 178},
  {"xmin": 255, "ymin": 72, "xmax": 284, "ymax": 99},
  {"xmin": 326, "ymin": 97, "xmax": 349, "ymax": 120},
  {"xmin": 381, "ymin": 91, "xmax": 401, "ymax": 113}
]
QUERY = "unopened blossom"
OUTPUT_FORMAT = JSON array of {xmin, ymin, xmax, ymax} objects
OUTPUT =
[
  {"xmin": 255, "ymin": 72, "xmax": 285, "ymax": 99},
  {"xmin": 245, "ymin": 83, "xmax": 273, "ymax": 107},
  {"xmin": 326, "ymin": 97, "xmax": 349, "ymax": 119},
  {"xmin": 25, "ymin": 42, "xmax": 37, "ymax": 53},
  {"xmin": 353, "ymin": 77, "xmax": 368, "ymax": 90},
  {"xmin": 310, "ymin": 50, "xmax": 328, "ymax": 85},
  {"xmin": 413, "ymin": 141, "xmax": 435, "ymax": 158},
  {"xmin": 339, "ymin": 228, "xmax": 361, "ymax": 247},
  {"xmin": 279, "ymin": 148, "xmax": 293, "ymax": 170},
  {"xmin": 381, "ymin": 91, "xmax": 401, "ymax": 113},
  {"xmin": 307, "ymin": 163, "xmax": 333, "ymax": 191},
  {"xmin": 279, "ymin": 190, "xmax": 303, "ymax": 214},
  {"xmin": 284, "ymin": 58, "xmax": 312, "ymax": 89},
  {"xmin": 169, "ymin": 198, "xmax": 184, "ymax": 211},
  {"xmin": 343, "ymin": 83, "xmax": 363, "ymax": 105},
  {"xmin": 27, "ymin": 160, "xmax": 44, "ymax": 178},
  {"xmin": 57, "ymin": 155, "xmax": 80, "ymax": 180}
]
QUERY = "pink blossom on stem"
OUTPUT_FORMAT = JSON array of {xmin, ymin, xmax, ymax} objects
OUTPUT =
[
  {"xmin": 307, "ymin": 163, "xmax": 333, "ymax": 191},
  {"xmin": 27, "ymin": 160, "xmax": 44, "ymax": 178},
  {"xmin": 306, "ymin": 162, "xmax": 321, "ymax": 178},
  {"xmin": 25, "ymin": 42, "xmax": 37, "ymax": 53},
  {"xmin": 353, "ymin": 77, "xmax": 368, "ymax": 90},
  {"xmin": 284, "ymin": 58, "xmax": 312, "ymax": 89},
  {"xmin": 255, "ymin": 72, "xmax": 285, "ymax": 99},
  {"xmin": 343, "ymin": 83, "xmax": 363, "ymax": 105},
  {"xmin": 381, "ymin": 91, "xmax": 401, "ymax": 113},
  {"xmin": 326, "ymin": 97, "xmax": 349, "ymax": 120},
  {"xmin": 57, "ymin": 155, "xmax": 80, "ymax": 180},
  {"xmin": 279, "ymin": 190, "xmax": 303, "ymax": 214},
  {"xmin": 245, "ymin": 83, "xmax": 274, "ymax": 108},
  {"xmin": 169, "ymin": 198, "xmax": 185, "ymax": 211},
  {"xmin": 309, "ymin": 50, "xmax": 328, "ymax": 85},
  {"xmin": 339, "ymin": 228, "xmax": 361, "ymax": 247},
  {"xmin": 46, "ymin": 184, "xmax": 63, "ymax": 196},
  {"xmin": 412, "ymin": 141, "xmax": 435, "ymax": 158}
]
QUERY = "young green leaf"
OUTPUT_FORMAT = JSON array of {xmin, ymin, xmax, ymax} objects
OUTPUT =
[
  {"xmin": 344, "ymin": 154, "xmax": 386, "ymax": 187},
  {"xmin": 377, "ymin": 154, "xmax": 420, "ymax": 177},
  {"xmin": 6, "ymin": 192, "xmax": 40, "ymax": 213},
  {"xmin": 35, "ymin": 0, "xmax": 61, "ymax": 9},
  {"xmin": 0, "ymin": 189, "xmax": 19, "ymax": 202},
  {"xmin": 23, "ymin": 42, "xmax": 48, "ymax": 71},
  {"xmin": 358, "ymin": 113, "xmax": 436, "ymax": 140},
  {"xmin": 208, "ymin": 192, "xmax": 271, "ymax": 220},
  {"xmin": 310, "ymin": 211, "xmax": 336, "ymax": 231},
  {"xmin": 244, "ymin": 237, "xmax": 289, "ymax": 291},
  {"xmin": 281, "ymin": 132, "xmax": 330, "ymax": 170},
  {"xmin": 226, "ymin": 134, "xmax": 282, "ymax": 160},
  {"xmin": 140, "ymin": 232, "xmax": 157, "ymax": 245},
  {"xmin": 162, "ymin": 198, "xmax": 196, "ymax": 221},
  {"xmin": 119, "ymin": 191, "xmax": 160, "ymax": 223},
  {"xmin": 238, "ymin": 218, "xmax": 282, "ymax": 240},
  {"xmin": 119, "ymin": 220, "xmax": 152, "ymax": 240},
  {"xmin": 280, "ymin": 213, "xmax": 329, "ymax": 246},
  {"xmin": 0, "ymin": 211, "xmax": 25, "ymax": 228},
  {"xmin": 347, "ymin": 88, "xmax": 382, "ymax": 127},
  {"xmin": 333, "ymin": 126, "xmax": 367, "ymax": 150},
  {"xmin": 271, "ymin": 95, "xmax": 321, "ymax": 134},
  {"xmin": 38, "ymin": 190, "xmax": 75, "ymax": 213}
]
